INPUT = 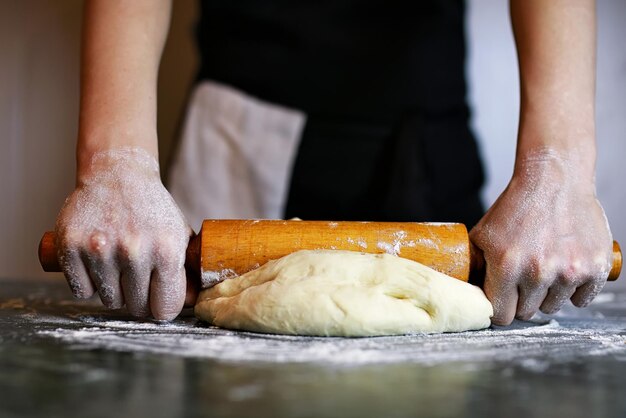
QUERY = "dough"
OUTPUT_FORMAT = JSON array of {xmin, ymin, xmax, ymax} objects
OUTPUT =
[{"xmin": 195, "ymin": 250, "xmax": 493, "ymax": 337}]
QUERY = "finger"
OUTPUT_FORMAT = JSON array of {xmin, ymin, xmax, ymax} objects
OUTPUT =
[
  {"xmin": 539, "ymin": 283, "xmax": 577, "ymax": 314},
  {"xmin": 150, "ymin": 267, "xmax": 186, "ymax": 321},
  {"xmin": 58, "ymin": 248, "xmax": 96, "ymax": 299},
  {"xmin": 81, "ymin": 231, "xmax": 123, "ymax": 308},
  {"xmin": 118, "ymin": 234, "xmax": 152, "ymax": 317},
  {"xmin": 571, "ymin": 278, "xmax": 606, "ymax": 308},
  {"xmin": 121, "ymin": 262, "xmax": 152, "ymax": 317},
  {"xmin": 516, "ymin": 283, "xmax": 549, "ymax": 321},
  {"xmin": 83, "ymin": 255, "xmax": 123, "ymax": 309},
  {"xmin": 484, "ymin": 272, "xmax": 519, "ymax": 326}
]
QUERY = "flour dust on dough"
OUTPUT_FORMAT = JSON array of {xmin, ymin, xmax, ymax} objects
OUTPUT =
[{"xmin": 195, "ymin": 250, "xmax": 493, "ymax": 337}]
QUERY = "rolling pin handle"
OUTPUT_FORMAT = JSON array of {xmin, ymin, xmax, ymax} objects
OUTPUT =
[
  {"xmin": 469, "ymin": 242, "xmax": 484, "ymax": 273},
  {"xmin": 185, "ymin": 233, "xmax": 202, "ymax": 275},
  {"xmin": 184, "ymin": 233, "xmax": 202, "ymax": 305},
  {"xmin": 611, "ymin": 240, "xmax": 623, "ymax": 282},
  {"xmin": 39, "ymin": 231, "xmax": 60, "ymax": 272}
]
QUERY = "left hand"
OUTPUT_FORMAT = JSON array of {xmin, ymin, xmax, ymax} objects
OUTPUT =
[{"xmin": 470, "ymin": 150, "xmax": 613, "ymax": 325}]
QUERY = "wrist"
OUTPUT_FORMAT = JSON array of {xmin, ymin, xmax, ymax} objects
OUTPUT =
[
  {"xmin": 77, "ymin": 126, "xmax": 159, "ymax": 178},
  {"xmin": 77, "ymin": 146, "xmax": 161, "ymax": 186},
  {"xmin": 517, "ymin": 104, "xmax": 596, "ymax": 158},
  {"xmin": 515, "ymin": 109, "xmax": 597, "ymax": 185},
  {"xmin": 512, "ymin": 146, "xmax": 596, "ymax": 192}
]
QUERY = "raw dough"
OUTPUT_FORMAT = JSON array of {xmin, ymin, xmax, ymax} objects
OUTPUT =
[{"xmin": 195, "ymin": 250, "xmax": 493, "ymax": 337}]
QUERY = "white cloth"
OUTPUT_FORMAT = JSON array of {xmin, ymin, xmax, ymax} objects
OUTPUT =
[{"xmin": 168, "ymin": 81, "xmax": 306, "ymax": 231}]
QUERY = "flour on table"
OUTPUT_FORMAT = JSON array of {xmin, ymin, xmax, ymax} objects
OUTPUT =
[{"xmin": 194, "ymin": 250, "xmax": 493, "ymax": 337}]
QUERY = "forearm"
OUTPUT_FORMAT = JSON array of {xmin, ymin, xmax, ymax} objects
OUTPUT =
[
  {"xmin": 510, "ymin": 0, "xmax": 597, "ymax": 179},
  {"xmin": 78, "ymin": 0, "xmax": 172, "ymax": 175}
]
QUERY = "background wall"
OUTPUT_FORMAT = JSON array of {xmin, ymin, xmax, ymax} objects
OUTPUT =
[
  {"xmin": 1, "ymin": 1, "xmax": 83, "ymax": 281},
  {"xmin": 1, "ymin": 1, "xmax": 625, "ymax": 291}
]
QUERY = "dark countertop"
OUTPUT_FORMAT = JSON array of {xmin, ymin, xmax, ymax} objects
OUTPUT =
[{"xmin": 1, "ymin": 278, "xmax": 626, "ymax": 418}]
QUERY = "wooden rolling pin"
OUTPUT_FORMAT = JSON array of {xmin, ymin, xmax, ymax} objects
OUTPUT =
[{"xmin": 39, "ymin": 220, "xmax": 622, "ymax": 287}]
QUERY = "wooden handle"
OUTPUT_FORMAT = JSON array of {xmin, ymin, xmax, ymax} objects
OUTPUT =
[
  {"xmin": 195, "ymin": 220, "xmax": 471, "ymax": 285},
  {"xmin": 38, "ymin": 231, "xmax": 60, "ymax": 272},
  {"xmin": 611, "ymin": 240, "xmax": 623, "ymax": 281},
  {"xmin": 38, "ymin": 220, "xmax": 623, "ymax": 285}
]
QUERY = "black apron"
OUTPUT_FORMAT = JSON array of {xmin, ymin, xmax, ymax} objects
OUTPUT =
[{"xmin": 195, "ymin": 0, "xmax": 485, "ymax": 226}]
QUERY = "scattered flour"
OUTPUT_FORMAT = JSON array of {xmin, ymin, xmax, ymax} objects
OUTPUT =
[{"xmin": 33, "ymin": 312, "xmax": 626, "ymax": 369}]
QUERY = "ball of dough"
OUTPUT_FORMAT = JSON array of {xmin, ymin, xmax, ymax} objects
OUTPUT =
[{"xmin": 195, "ymin": 250, "xmax": 493, "ymax": 337}]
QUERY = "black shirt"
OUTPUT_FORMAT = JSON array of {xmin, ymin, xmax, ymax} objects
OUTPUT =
[
  {"xmin": 195, "ymin": 0, "xmax": 485, "ymax": 226},
  {"xmin": 196, "ymin": 0, "xmax": 468, "ymax": 122}
]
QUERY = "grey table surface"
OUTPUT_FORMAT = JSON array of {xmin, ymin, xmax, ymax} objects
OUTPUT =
[{"xmin": 1, "ymin": 278, "xmax": 626, "ymax": 418}]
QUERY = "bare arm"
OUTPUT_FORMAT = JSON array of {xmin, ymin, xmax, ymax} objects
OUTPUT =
[
  {"xmin": 78, "ymin": 0, "xmax": 172, "ymax": 168},
  {"xmin": 511, "ymin": 0, "xmax": 596, "ymax": 178},
  {"xmin": 470, "ymin": 0, "xmax": 612, "ymax": 325}
]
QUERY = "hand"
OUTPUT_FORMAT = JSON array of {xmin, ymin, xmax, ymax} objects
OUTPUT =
[
  {"xmin": 55, "ymin": 147, "xmax": 193, "ymax": 320},
  {"xmin": 470, "ymin": 150, "xmax": 613, "ymax": 325}
]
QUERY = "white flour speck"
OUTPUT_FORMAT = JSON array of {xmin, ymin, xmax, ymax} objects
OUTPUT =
[
  {"xmin": 201, "ymin": 268, "xmax": 237, "ymax": 288},
  {"xmin": 346, "ymin": 237, "xmax": 368, "ymax": 249}
]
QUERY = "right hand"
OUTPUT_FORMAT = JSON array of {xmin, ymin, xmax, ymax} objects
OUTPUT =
[
  {"xmin": 55, "ymin": 147, "xmax": 193, "ymax": 320},
  {"xmin": 469, "ymin": 150, "xmax": 613, "ymax": 325}
]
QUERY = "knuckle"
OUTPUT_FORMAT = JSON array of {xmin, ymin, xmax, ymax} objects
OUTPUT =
[
  {"xmin": 560, "ymin": 258, "xmax": 585, "ymax": 284},
  {"xmin": 527, "ymin": 274, "xmax": 549, "ymax": 291},
  {"xmin": 522, "ymin": 266, "xmax": 553, "ymax": 290},
  {"xmin": 88, "ymin": 231, "xmax": 111, "ymax": 256},
  {"xmin": 533, "ymin": 255, "xmax": 555, "ymax": 278},
  {"xmin": 560, "ymin": 257, "xmax": 609, "ymax": 287},
  {"xmin": 496, "ymin": 247, "xmax": 523, "ymax": 273},
  {"xmin": 153, "ymin": 235, "xmax": 186, "ymax": 265},
  {"xmin": 56, "ymin": 228, "xmax": 86, "ymax": 255},
  {"xmin": 535, "ymin": 275, "xmax": 553, "ymax": 288},
  {"xmin": 154, "ymin": 236, "xmax": 180, "ymax": 257},
  {"xmin": 61, "ymin": 228, "xmax": 82, "ymax": 246},
  {"xmin": 118, "ymin": 234, "xmax": 146, "ymax": 262}
]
